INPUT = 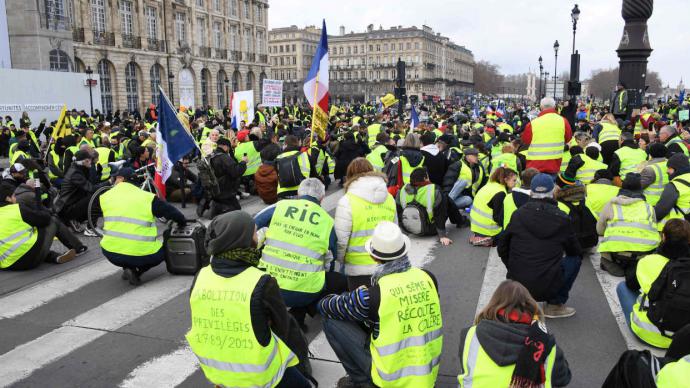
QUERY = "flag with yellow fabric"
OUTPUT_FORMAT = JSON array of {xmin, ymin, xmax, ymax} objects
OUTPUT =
[
  {"xmin": 381, "ymin": 93, "xmax": 398, "ymax": 108},
  {"xmin": 50, "ymin": 105, "xmax": 72, "ymax": 140}
]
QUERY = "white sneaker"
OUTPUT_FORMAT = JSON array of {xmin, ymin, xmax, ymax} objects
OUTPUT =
[
  {"xmin": 83, "ymin": 228, "xmax": 98, "ymax": 237},
  {"xmin": 69, "ymin": 220, "xmax": 85, "ymax": 233},
  {"xmin": 240, "ymin": 191, "xmax": 251, "ymax": 199}
]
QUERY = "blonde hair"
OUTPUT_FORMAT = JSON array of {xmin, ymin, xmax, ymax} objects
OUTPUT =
[
  {"xmin": 475, "ymin": 280, "xmax": 543, "ymax": 324},
  {"xmin": 402, "ymin": 132, "xmax": 421, "ymax": 149}
]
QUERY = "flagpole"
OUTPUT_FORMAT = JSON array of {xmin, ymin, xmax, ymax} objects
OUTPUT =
[{"xmin": 308, "ymin": 71, "xmax": 320, "ymax": 155}]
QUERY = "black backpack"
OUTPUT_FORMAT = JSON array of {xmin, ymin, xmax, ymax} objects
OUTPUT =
[
  {"xmin": 401, "ymin": 202, "xmax": 435, "ymax": 236},
  {"xmin": 647, "ymin": 257, "xmax": 690, "ymax": 334},
  {"xmin": 602, "ymin": 350, "xmax": 659, "ymax": 388},
  {"xmin": 276, "ymin": 152, "xmax": 305, "ymax": 188}
]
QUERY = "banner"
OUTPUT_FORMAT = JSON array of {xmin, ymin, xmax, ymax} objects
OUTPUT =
[
  {"xmin": 232, "ymin": 90, "xmax": 254, "ymax": 128},
  {"xmin": 261, "ymin": 79, "xmax": 283, "ymax": 107},
  {"xmin": 381, "ymin": 93, "xmax": 398, "ymax": 108},
  {"xmin": 679, "ymin": 110, "xmax": 689, "ymax": 122}
]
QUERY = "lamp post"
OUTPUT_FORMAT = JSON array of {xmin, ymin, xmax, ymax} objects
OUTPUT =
[
  {"xmin": 553, "ymin": 40, "xmax": 559, "ymax": 99},
  {"xmin": 571, "ymin": 4, "xmax": 580, "ymax": 54},
  {"xmin": 168, "ymin": 72, "xmax": 175, "ymax": 105},
  {"xmin": 568, "ymin": 4, "xmax": 582, "ymax": 98},
  {"xmin": 544, "ymin": 72, "xmax": 550, "ymax": 97},
  {"xmin": 85, "ymin": 66, "xmax": 94, "ymax": 117},
  {"xmin": 538, "ymin": 56, "xmax": 543, "ymax": 100},
  {"xmin": 224, "ymin": 76, "xmax": 230, "ymax": 109}
]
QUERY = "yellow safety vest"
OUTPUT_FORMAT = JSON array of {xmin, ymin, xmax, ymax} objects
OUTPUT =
[
  {"xmin": 99, "ymin": 182, "xmax": 162, "ymax": 256},
  {"xmin": 371, "ymin": 268, "xmax": 443, "ymax": 387},
  {"xmin": 276, "ymin": 151, "xmax": 311, "ymax": 194},
  {"xmin": 458, "ymin": 325, "xmax": 557, "ymax": 388},
  {"xmin": 585, "ymin": 183, "xmax": 620, "ymax": 221},
  {"xmin": 260, "ymin": 199, "xmax": 333, "ymax": 294},
  {"xmin": 186, "ymin": 266, "xmax": 298, "ymax": 387},
  {"xmin": 614, "ymin": 146, "xmax": 647, "ymax": 177},
  {"xmin": 95, "ymin": 147, "xmax": 113, "ymax": 181},
  {"xmin": 560, "ymin": 150, "xmax": 571, "ymax": 173},
  {"xmin": 400, "ymin": 154, "xmax": 425, "ymax": 185},
  {"xmin": 79, "ymin": 138, "xmax": 96, "ymax": 149},
  {"xmin": 457, "ymin": 160, "xmax": 483, "ymax": 197},
  {"xmin": 631, "ymin": 254, "xmax": 672, "ymax": 348},
  {"xmin": 656, "ymin": 355, "xmax": 690, "ymax": 387},
  {"xmin": 527, "ymin": 113, "xmax": 565, "ymax": 161},
  {"xmin": 0, "ymin": 204, "xmax": 38, "ymax": 269},
  {"xmin": 367, "ymin": 124, "xmax": 382, "ymax": 148},
  {"xmin": 491, "ymin": 153, "xmax": 518, "ymax": 174},
  {"xmin": 10, "ymin": 149, "xmax": 28, "ymax": 164},
  {"xmin": 366, "ymin": 144, "xmax": 388, "ymax": 170},
  {"xmin": 470, "ymin": 182, "xmax": 505, "ymax": 237},
  {"xmin": 575, "ymin": 154, "xmax": 608, "ymax": 185},
  {"xmin": 666, "ymin": 137, "xmax": 689, "ymax": 157},
  {"xmin": 234, "ymin": 141, "xmax": 261, "ymax": 176},
  {"xmin": 344, "ymin": 193, "xmax": 396, "ymax": 271},
  {"xmin": 634, "ymin": 112, "xmax": 652, "ymax": 136},
  {"xmin": 48, "ymin": 150, "xmax": 62, "ymax": 180},
  {"xmin": 397, "ymin": 184, "xmax": 435, "ymax": 221},
  {"xmin": 598, "ymin": 122, "xmax": 622, "ymax": 143},
  {"xmin": 643, "ymin": 160, "xmax": 668, "ymax": 206},
  {"xmin": 598, "ymin": 200, "xmax": 660, "ymax": 254},
  {"xmin": 257, "ymin": 111, "xmax": 266, "ymax": 124}
]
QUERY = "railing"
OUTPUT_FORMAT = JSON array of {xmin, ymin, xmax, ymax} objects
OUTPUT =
[
  {"xmin": 199, "ymin": 46, "xmax": 212, "ymax": 58},
  {"xmin": 230, "ymin": 50, "xmax": 242, "ymax": 61},
  {"xmin": 214, "ymin": 48, "xmax": 227, "ymax": 60},
  {"xmin": 247, "ymin": 52, "xmax": 255, "ymax": 62},
  {"xmin": 93, "ymin": 30, "xmax": 115, "ymax": 46},
  {"xmin": 73, "ymin": 27, "xmax": 85, "ymax": 42},
  {"xmin": 147, "ymin": 38, "xmax": 166, "ymax": 52},
  {"xmin": 122, "ymin": 34, "xmax": 142, "ymax": 49}
]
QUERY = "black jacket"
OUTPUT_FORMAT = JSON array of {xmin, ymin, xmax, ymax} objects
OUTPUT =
[
  {"xmin": 334, "ymin": 138, "xmax": 364, "ymax": 179},
  {"xmin": 420, "ymin": 147, "xmax": 447, "ymax": 186},
  {"xmin": 54, "ymin": 164, "xmax": 107, "ymax": 213},
  {"xmin": 210, "ymin": 149, "xmax": 246, "ymax": 200},
  {"xmin": 497, "ymin": 198, "xmax": 582, "ymax": 302}
]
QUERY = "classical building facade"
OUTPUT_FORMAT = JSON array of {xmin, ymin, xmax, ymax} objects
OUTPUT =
[
  {"xmin": 269, "ymin": 24, "xmax": 474, "ymax": 103},
  {"xmin": 6, "ymin": 0, "xmax": 270, "ymax": 114}
]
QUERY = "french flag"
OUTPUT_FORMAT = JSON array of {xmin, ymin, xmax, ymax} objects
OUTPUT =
[
  {"xmin": 303, "ymin": 20, "xmax": 329, "ymax": 140},
  {"xmin": 410, "ymin": 104, "xmax": 420, "ymax": 131}
]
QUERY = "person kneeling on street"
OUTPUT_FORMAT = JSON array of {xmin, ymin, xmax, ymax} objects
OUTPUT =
[
  {"xmin": 255, "ymin": 178, "xmax": 347, "ymax": 331},
  {"xmin": 0, "ymin": 183, "xmax": 80, "ymax": 270},
  {"xmin": 186, "ymin": 210, "xmax": 313, "ymax": 388},
  {"xmin": 100, "ymin": 167, "xmax": 185, "ymax": 285},
  {"xmin": 319, "ymin": 221, "xmax": 443, "ymax": 388}
]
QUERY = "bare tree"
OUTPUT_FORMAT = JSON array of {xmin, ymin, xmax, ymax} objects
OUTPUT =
[
  {"xmin": 474, "ymin": 61, "xmax": 504, "ymax": 95},
  {"xmin": 586, "ymin": 67, "xmax": 664, "ymax": 100}
]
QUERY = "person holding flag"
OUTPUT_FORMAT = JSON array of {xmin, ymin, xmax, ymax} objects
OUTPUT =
[{"xmin": 304, "ymin": 20, "xmax": 329, "ymax": 144}]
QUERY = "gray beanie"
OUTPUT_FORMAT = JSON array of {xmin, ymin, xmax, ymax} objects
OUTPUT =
[{"xmin": 205, "ymin": 210, "xmax": 255, "ymax": 255}]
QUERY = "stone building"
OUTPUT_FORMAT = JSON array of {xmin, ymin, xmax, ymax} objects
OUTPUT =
[
  {"xmin": 5, "ymin": 0, "xmax": 270, "ymax": 114},
  {"xmin": 269, "ymin": 23, "xmax": 474, "ymax": 104}
]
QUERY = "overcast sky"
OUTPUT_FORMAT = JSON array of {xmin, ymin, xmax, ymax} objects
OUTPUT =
[{"xmin": 269, "ymin": 0, "xmax": 689, "ymax": 87}]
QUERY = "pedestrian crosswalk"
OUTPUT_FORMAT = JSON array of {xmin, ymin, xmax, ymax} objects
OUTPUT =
[{"xmin": 0, "ymin": 187, "xmax": 665, "ymax": 387}]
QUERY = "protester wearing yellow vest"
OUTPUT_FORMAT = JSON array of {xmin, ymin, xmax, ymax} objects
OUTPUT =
[
  {"xmin": 0, "ymin": 183, "xmax": 82, "ymax": 270},
  {"xmin": 95, "ymin": 145, "xmax": 115, "ymax": 182},
  {"xmin": 610, "ymin": 132, "xmax": 647, "ymax": 179},
  {"xmin": 234, "ymin": 138, "xmax": 261, "ymax": 176},
  {"xmin": 367, "ymin": 122, "xmax": 382, "ymax": 148},
  {"xmin": 99, "ymin": 168, "xmax": 185, "ymax": 285},
  {"xmin": 656, "ymin": 355, "xmax": 690, "ymax": 387},
  {"xmin": 597, "ymin": 173, "xmax": 660, "ymax": 277},
  {"xmin": 335, "ymin": 158, "xmax": 397, "ymax": 289},
  {"xmin": 659, "ymin": 125, "xmax": 690, "ymax": 157},
  {"xmin": 397, "ymin": 133, "xmax": 425, "ymax": 185},
  {"xmin": 524, "ymin": 97, "xmax": 569, "ymax": 174},
  {"xmin": 187, "ymin": 211, "xmax": 310, "ymax": 388},
  {"xmin": 470, "ymin": 167, "xmax": 517, "ymax": 246},
  {"xmin": 654, "ymin": 154, "xmax": 690, "ymax": 233},
  {"xmin": 366, "ymin": 132, "xmax": 392, "ymax": 171},
  {"xmin": 458, "ymin": 280, "xmax": 571, "ymax": 388},
  {"xmin": 640, "ymin": 143, "xmax": 669, "ymax": 206},
  {"xmin": 320, "ymin": 222, "xmax": 443, "ymax": 388},
  {"xmin": 496, "ymin": 168, "xmax": 539, "ymax": 229},
  {"xmin": 490, "ymin": 145, "xmax": 520, "ymax": 175},
  {"xmin": 565, "ymin": 146, "xmax": 608, "ymax": 185},
  {"xmin": 446, "ymin": 148, "xmax": 484, "ymax": 219}
]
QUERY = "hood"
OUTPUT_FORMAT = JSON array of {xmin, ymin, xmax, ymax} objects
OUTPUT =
[
  {"xmin": 345, "ymin": 173, "xmax": 390, "ymax": 204},
  {"xmin": 519, "ymin": 199, "xmax": 570, "ymax": 239},
  {"xmin": 610, "ymin": 192, "xmax": 645, "ymax": 205},
  {"xmin": 475, "ymin": 320, "xmax": 530, "ymax": 366},
  {"xmin": 401, "ymin": 148, "xmax": 424, "ymax": 167},
  {"xmin": 255, "ymin": 163, "xmax": 276, "ymax": 178},
  {"xmin": 555, "ymin": 184, "xmax": 586, "ymax": 202},
  {"xmin": 420, "ymin": 144, "xmax": 439, "ymax": 156}
]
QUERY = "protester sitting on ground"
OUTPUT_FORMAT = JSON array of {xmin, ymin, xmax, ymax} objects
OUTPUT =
[
  {"xmin": 0, "ymin": 183, "xmax": 80, "ymax": 270},
  {"xmin": 200, "ymin": 128, "xmax": 220, "ymax": 157},
  {"xmin": 186, "ymin": 210, "xmax": 312, "ymax": 388},
  {"xmin": 585, "ymin": 169, "xmax": 621, "ymax": 221},
  {"xmin": 495, "ymin": 167, "xmax": 540, "ymax": 229},
  {"xmin": 319, "ymin": 221, "xmax": 443, "ymax": 388},
  {"xmin": 458, "ymin": 280, "xmax": 572, "ymax": 387},
  {"xmin": 276, "ymin": 134, "xmax": 311, "ymax": 198},
  {"xmin": 615, "ymin": 219, "xmax": 690, "ymax": 349},
  {"xmin": 653, "ymin": 153, "xmax": 690, "ymax": 231},
  {"xmin": 255, "ymin": 178, "xmax": 346, "ymax": 331},
  {"xmin": 597, "ymin": 173, "xmax": 660, "ymax": 277},
  {"xmin": 99, "ymin": 168, "xmax": 185, "ymax": 285},
  {"xmin": 208, "ymin": 137, "xmax": 247, "ymax": 218},
  {"xmin": 396, "ymin": 167, "xmax": 454, "ymax": 244},
  {"xmin": 469, "ymin": 167, "xmax": 518, "ymax": 247},
  {"xmin": 335, "ymin": 157, "xmax": 397, "ymax": 290},
  {"xmin": 639, "ymin": 142, "xmax": 669, "ymax": 206},
  {"xmin": 554, "ymin": 173, "xmax": 599, "ymax": 251},
  {"xmin": 444, "ymin": 147, "xmax": 484, "ymax": 215},
  {"xmin": 498, "ymin": 173, "xmax": 582, "ymax": 318},
  {"xmin": 165, "ymin": 157, "xmax": 197, "ymax": 203}
]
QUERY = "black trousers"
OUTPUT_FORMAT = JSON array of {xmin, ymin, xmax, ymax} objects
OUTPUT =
[
  {"xmin": 209, "ymin": 196, "xmax": 241, "ymax": 219},
  {"xmin": 6, "ymin": 222, "xmax": 57, "ymax": 270},
  {"xmin": 59, "ymin": 196, "xmax": 91, "ymax": 223}
]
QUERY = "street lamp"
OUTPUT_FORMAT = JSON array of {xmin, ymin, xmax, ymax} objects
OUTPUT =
[
  {"xmin": 85, "ymin": 66, "xmax": 94, "ymax": 117},
  {"xmin": 538, "ymin": 56, "xmax": 543, "ymax": 100},
  {"xmin": 224, "ymin": 76, "xmax": 230, "ymax": 109},
  {"xmin": 553, "ymin": 40, "xmax": 560, "ymax": 99},
  {"xmin": 544, "ymin": 71, "xmax": 550, "ymax": 97},
  {"xmin": 571, "ymin": 4, "xmax": 580, "ymax": 55},
  {"xmin": 168, "ymin": 72, "xmax": 175, "ymax": 105}
]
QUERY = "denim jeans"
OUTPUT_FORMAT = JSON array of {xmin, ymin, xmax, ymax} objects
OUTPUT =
[
  {"xmin": 322, "ymin": 318, "xmax": 372, "ymax": 385},
  {"xmin": 548, "ymin": 255, "xmax": 582, "ymax": 305},
  {"xmin": 616, "ymin": 281, "xmax": 640, "ymax": 328},
  {"xmin": 276, "ymin": 366, "xmax": 311, "ymax": 388},
  {"xmin": 449, "ymin": 180, "xmax": 473, "ymax": 209}
]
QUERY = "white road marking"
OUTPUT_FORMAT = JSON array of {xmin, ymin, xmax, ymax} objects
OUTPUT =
[
  {"xmin": 0, "ymin": 275, "xmax": 192, "ymax": 387},
  {"xmin": 118, "ymin": 346, "xmax": 199, "ymax": 388},
  {"xmin": 474, "ymin": 247, "xmax": 506, "ymax": 316},
  {"xmin": 0, "ymin": 260, "xmax": 120, "ymax": 319}
]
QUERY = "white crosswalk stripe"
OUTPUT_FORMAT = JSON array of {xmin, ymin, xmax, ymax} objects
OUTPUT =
[{"xmin": 118, "ymin": 346, "xmax": 199, "ymax": 388}]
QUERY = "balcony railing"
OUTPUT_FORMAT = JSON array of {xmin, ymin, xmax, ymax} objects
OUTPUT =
[
  {"xmin": 247, "ymin": 53, "xmax": 255, "ymax": 62},
  {"xmin": 73, "ymin": 27, "xmax": 85, "ymax": 42},
  {"xmin": 147, "ymin": 38, "xmax": 166, "ymax": 52},
  {"xmin": 122, "ymin": 34, "xmax": 142, "ymax": 49},
  {"xmin": 93, "ymin": 30, "xmax": 115, "ymax": 46},
  {"xmin": 258, "ymin": 54, "xmax": 268, "ymax": 63},
  {"xmin": 214, "ymin": 48, "xmax": 227, "ymax": 60},
  {"xmin": 199, "ymin": 46, "xmax": 212, "ymax": 58},
  {"xmin": 230, "ymin": 50, "xmax": 242, "ymax": 61}
]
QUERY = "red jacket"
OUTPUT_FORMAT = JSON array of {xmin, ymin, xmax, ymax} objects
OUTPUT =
[{"xmin": 522, "ymin": 109, "xmax": 573, "ymax": 174}]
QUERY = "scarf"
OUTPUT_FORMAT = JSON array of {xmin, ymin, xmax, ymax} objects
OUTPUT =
[
  {"xmin": 212, "ymin": 248, "xmax": 262, "ymax": 267},
  {"xmin": 509, "ymin": 321, "xmax": 555, "ymax": 388},
  {"xmin": 370, "ymin": 255, "xmax": 411, "ymax": 286}
]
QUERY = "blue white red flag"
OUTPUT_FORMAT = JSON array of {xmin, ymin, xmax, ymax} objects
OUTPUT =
[
  {"xmin": 303, "ymin": 20, "xmax": 329, "ymax": 140},
  {"xmin": 410, "ymin": 104, "xmax": 420, "ymax": 131}
]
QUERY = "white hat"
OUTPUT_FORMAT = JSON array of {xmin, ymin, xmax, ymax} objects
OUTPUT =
[{"xmin": 364, "ymin": 221, "xmax": 410, "ymax": 261}]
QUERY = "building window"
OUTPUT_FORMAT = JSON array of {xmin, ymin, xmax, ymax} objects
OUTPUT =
[
  {"xmin": 197, "ymin": 18, "xmax": 207, "ymax": 46},
  {"xmin": 415, "ymin": 42, "xmax": 420, "ymax": 49},
  {"xmin": 119, "ymin": 0, "xmax": 133, "ymax": 36},
  {"xmin": 196, "ymin": 0, "xmax": 204, "ymax": 8},
  {"xmin": 150, "ymin": 64, "xmax": 162, "ymax": 106},
  {"xmin": 243, "ymin": 0, "xmax": 250, "ymax": 19},
  {"xmin": 144, "ymin": 6, "xmax": 158, "ymax": 40},
  {"xmin": 229, "ymin": 0, "xmax": 238, "ymax": 17},
  {"xmin": 90, "ymin": 0, "xmax": 106, "ymax": 33},
  {"xmin": 125, "ymin": 62, "xmax": 139, "ymax": 112},
  {"xmin": 217, "ymin": 70, "xmax": 227, "ymax": 107},
  {"xmin": 246, "ymin": 71, "xmax": 255, "ymax": 90},
  {"xmin": 49, "ymin": 49, "xmax": 71, "ymax": 72},
  {"xmin": 98, "ymin": 59, "xmax": 113, "ymax": 114},
  {"xmin": 229, "ymin": 25, "xmax": 238, "ymax": 50},
  {"xmin": 213, "ymin": 22, "xmax": 222, "ymax": 48},
  {"xmin": 244, "ymin": 28, "xmax": 253, "ymax": 53},
  {"xmin": 213, "ymin": 0, "xmax": 221, "ymax": 12},
  {"xmin": 256, "ymin": 31, "xmax": 264, "ymax": 54},
  {"xmin": 175, "ymin": 13, "xmax": 186, "ymax": 44},
  {"xmin": 46, "ymin": 0, "xmax": 67, "ymax": 30},
  {"xmin": 232, "ymin": 71, "xmax": 240, "ymax": 91},
  {"xmin": 201, "ymin": 69, "xmax": 209, "ymax": 107},
  {"xmin": 256, "ymin": 4, "xmax": 263, "ymax": 22}
]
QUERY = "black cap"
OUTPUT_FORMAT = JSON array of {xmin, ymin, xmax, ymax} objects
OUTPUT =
[
  {"xmin": 463, "ymin": 147, "xmax": 479, "ymax": 156},
  {"xmin": 668, "ymin": 153, "xmax": 690, "ymax": 171},
  {"xmin": 622, "ymin": 172, "xmax": 642, "ymax": 191},
  {"xmin": 437, "ymin": 134, "xmax": 453, "ymax": 145},
  {"xmin": 217, "ymin": 138, "xmax": 232, "ymax": 147},
  {"xmin": 113, "ymin": 167, "xmax": 134, "ymax": 179}
]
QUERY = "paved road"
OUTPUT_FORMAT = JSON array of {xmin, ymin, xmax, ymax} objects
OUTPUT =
[{"xmin": 0, "ymin": 186, "xmax": 659, "ymax": 387}]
